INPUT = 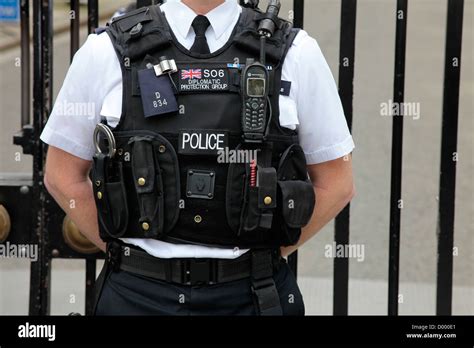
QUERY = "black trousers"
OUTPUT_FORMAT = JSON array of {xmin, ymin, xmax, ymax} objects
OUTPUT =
[{"xmin": 95, "ymin": 257, "xmax": 305, "ymax": 316}]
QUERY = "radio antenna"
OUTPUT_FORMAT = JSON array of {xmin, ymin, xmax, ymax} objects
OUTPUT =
[{"xmin": 257, "ymin": 0, "xmax": 281, "ymax": 65}]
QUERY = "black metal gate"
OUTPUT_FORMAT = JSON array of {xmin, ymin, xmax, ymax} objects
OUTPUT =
[{"xmin": 0, "ymin": 0, "xmax": 465, "ymax": 316}]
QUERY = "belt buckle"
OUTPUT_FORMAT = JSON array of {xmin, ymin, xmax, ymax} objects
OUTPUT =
[{"xmin": 184, "ymin": 259, "xmax": 215, "ymax": 286}]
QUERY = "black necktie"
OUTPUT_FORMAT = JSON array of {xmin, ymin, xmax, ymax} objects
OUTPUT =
[{"xmin": 190, "ymin": 15, "xmax": 211, "ymax": 54}]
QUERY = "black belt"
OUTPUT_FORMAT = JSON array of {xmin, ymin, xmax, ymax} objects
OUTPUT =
[{"xmin": 107, "ymin": 242, "xmax": 282, "ymax": 287}]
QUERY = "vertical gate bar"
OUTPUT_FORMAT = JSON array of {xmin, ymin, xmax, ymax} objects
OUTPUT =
[
  {"xmin": 85, "ymin": 259, "xmax": 97, "ymax": 315},
  {"xmin": 388, "ymin": 0, "xmax": 408, "ymax": 316},
  {"xmin": 29, "ymin": 0, "xmax": 53, "ymax": 316},
  {"xmin": 70, "ymin": 0, "xmax": 80, "ymax": 62},
  {"xmin": 333, "ymin": 0, "xmax": 357, "ymax": 316},
  {"xmin": 436, "ymin": 0, "xmax": 464, "ymax": 316},
  {"xmin": 20, "ymin": 0, "xmax": 30, "ymax": 127},
  {"xmin": 286, "ymin": 0, "xmax": 305, "ymax": 278},
  {"xmin": 87, "ymin": 0, "xmax": 99, "ymax": 35},
  {"xmin": 84, "ymin": 0, "xmax": 100, "ymax": 315},
  {"xmin": 293, "ymin": 0, "xmax": 304, "ymax": 28}
]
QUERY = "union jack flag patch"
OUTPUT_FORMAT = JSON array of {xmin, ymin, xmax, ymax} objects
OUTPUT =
[{"xmin": 181, "ymin": 69, "xmax": 202, "ymax": 79}]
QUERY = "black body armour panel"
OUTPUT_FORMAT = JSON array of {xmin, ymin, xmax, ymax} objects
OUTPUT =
[{"xmin": 92, "ymin": 5, "xmax": 316, "ymax": 248}]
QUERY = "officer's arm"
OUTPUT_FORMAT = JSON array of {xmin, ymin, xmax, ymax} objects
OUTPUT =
[
  {"xmin": 44, "ymin": 145, "xmax": 106, "ymax": 252},
  {"xmin": 281, "ymin": 155, "xmax": 355, "ymax": 257}
]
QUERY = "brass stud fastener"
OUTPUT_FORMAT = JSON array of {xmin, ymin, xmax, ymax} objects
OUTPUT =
[
  {"xmin": 158, "ymin": 145, "xmax": 166, "ymax": 153},
  {"xmin": 264, "ymin": 196, "xmax": 272, "ymax": 205},
  {"xmin": 138, "ymin": 177, "xmax": 146, "ymax": 186},
  {"xmin": 194, "ymin": 215, "xmax": 202, "ymax": 224},
  {"xmin": 142, "ymin": 222, "xmax": 150, "ymax": 231},
  {"xmin": 97, "ymin": 192, "xmax": 103, "ymax": 200}
]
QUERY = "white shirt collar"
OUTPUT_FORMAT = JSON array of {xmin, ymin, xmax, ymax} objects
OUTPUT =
[{"xmin": 162, "ymin": 1, "xmax": 241, "ymax": 41}]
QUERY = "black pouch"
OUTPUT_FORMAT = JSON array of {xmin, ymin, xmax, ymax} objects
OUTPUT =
[
  {"xmin": 239, "ymin": 167, "xmax": 278, "ymax": 238},
  {"xmin": 126, "ymin": 133, "xmax": 181, "ymax": 238},
  {"xmin": 226, "ymin": 145, "xmax": 247, "ymax": 233},
  {"xmin": 240, "ymin": 185, "xmax": 260, "ymax": 233},
  {"xmin": 92, "ymin": 153, "xmax": 129, "ymax": 240},
  {"xmin": 277, "ymin": 144, "xmax": 309, "ymax": 181},
  {"xmin": 278, "ymin": 180, "xmax": 314, "ymax": 227},
  {"xmin": 129, "ymin": 136, "xmax": 164, "ymax": 238},
  {"xmin": 226, "ymin": 151, "xmax": 261, "ymax": 240},
  {"xmin": 276, "ymin": 144, "xmax": 316, "ymax": 245},
  {"xmin": 226, "ymin": 144, "xmax": 278, "ymax": 244}
]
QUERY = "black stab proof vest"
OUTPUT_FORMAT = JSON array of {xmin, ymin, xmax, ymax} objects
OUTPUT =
[{"xmin": 91, "ymin": 5, "xmax": 316, "ymax": 248}]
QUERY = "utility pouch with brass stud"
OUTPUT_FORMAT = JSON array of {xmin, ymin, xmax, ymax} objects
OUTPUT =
[{"xmin": 128, "ymin": 135, "xmax": 164, "ymax": 238}]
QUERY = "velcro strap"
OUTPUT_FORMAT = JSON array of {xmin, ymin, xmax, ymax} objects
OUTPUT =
[{"xmin": 258, "ymin": 167, "xmax": 277, "ymax": 209}]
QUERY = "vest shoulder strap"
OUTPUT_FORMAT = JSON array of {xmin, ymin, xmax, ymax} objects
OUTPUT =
[
  {"xmin": 110, "ymin": 6, "xmax": 153, "ymax": 32},
  {"xmin": 106, "ymin": 5, "xmax": 171, "ymax": 61}
]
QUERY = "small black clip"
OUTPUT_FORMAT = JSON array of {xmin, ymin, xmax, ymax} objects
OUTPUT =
[
  {"xmin": 106, "ymin": 242, "xmax": 122, "ymax": 272},
  {"xmin": 130, "ymin": 22, "xmax": 143, "ymax": 38}
]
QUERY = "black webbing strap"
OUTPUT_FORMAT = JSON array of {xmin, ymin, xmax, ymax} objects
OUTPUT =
[{"xmin": 250, "ymin": 249, "xmax": 283, "ymax": 315}]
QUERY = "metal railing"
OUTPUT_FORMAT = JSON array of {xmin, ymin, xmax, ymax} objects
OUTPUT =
[{"xmin": 0, "ymin": 0, "xmax": 465, "ymax": 316}]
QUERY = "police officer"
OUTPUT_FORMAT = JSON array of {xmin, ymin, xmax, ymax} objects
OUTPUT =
[{"xmin": 41, "ymin": 0, "xmax": 355, "ymax": 316}]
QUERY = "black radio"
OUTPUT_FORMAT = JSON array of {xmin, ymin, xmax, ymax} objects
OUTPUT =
[
  {"xmin": 241, "ymin": 59, "xmax": 269, "ymax": 142},
  {"xmin": 240, "ymin": 0, "xmax": 281, "ymax": 143}
]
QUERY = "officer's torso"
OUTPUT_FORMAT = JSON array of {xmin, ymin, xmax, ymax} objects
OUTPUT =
[{"xmin": 92, "ymin": 5, "xmax": 315, "ymax": 248}]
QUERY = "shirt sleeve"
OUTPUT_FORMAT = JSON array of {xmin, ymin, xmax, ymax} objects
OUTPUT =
[
  {"xmin": 282, "ymin": 30, "xmax": 355, "ymax": 165},
  {"xmin": 40, "ymin": 32, "xmax": 120, "ymax": 160}
]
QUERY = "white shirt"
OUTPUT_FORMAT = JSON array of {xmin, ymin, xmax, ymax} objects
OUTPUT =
[{"xmin": 40, "ymin": 0, "xmax": 355, "ymax": 259}]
